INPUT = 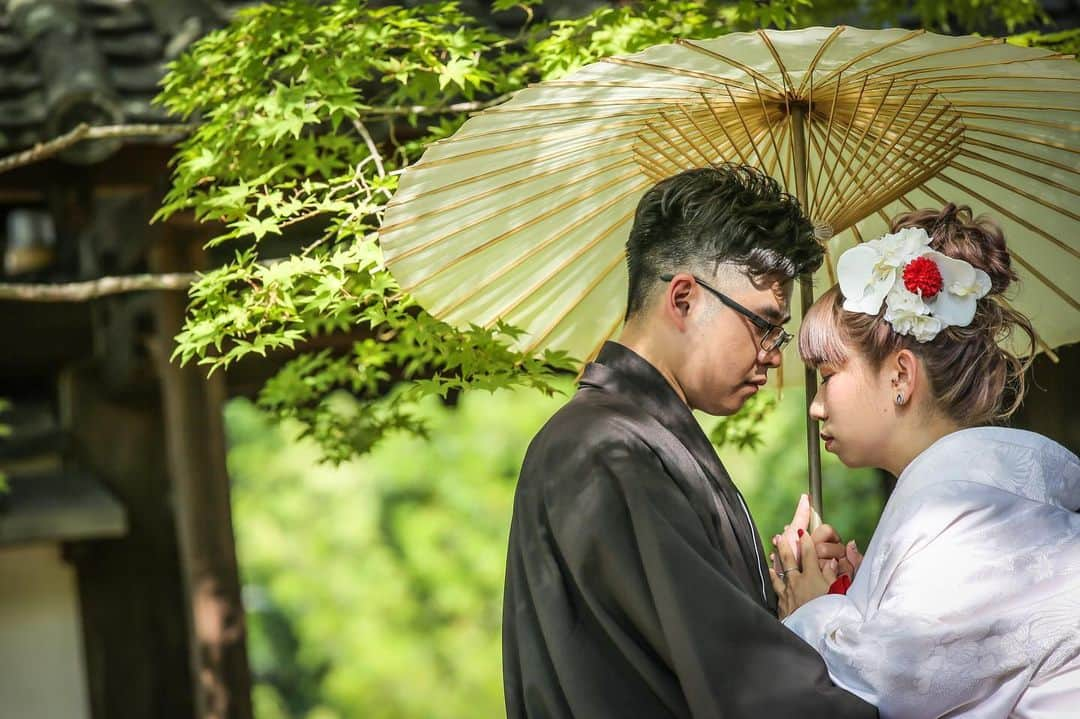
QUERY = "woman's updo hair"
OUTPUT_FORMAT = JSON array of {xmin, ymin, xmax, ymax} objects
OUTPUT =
[{"xmin": 799, "ymin": 204, "xmax": 1036, "ymax": 426}]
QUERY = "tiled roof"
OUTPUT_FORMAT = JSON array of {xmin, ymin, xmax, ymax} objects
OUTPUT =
[{"xmin": 0, "ymin": 0, "xmax": 256, "ymax": 163}]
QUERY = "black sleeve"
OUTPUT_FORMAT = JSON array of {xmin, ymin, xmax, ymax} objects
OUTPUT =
[{"xmin": 544, "ymin": 438, "xmax": 877, "ymax": 719}]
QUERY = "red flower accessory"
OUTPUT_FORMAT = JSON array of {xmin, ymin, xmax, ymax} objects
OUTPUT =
[
  {"xmin": 902, "ymin": 256, "xmax": 944, "ymax": 299},
  {"xmin": 828, "ymin": 574, "xmax": 852, "ymax": 595}
]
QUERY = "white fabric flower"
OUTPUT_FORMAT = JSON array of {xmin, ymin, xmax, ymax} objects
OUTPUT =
[
  {"xmin": 835, "ymin": 227, "xmax": 991, "ymax": 343},
  {"xmin": 925, "ymin": 251, "xmax": 992, "ymax": 326},
  {"xmin": 838, "ymin": 228, "xmax": 934, "ymax": 315},
  {"xmin": 884, "ymin": 283, "xmax": 942, "ymax": 342}
]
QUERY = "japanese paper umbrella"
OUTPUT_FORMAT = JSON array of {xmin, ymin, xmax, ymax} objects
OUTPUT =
[{"xmin": 379, "ymin": 26, "xmax": 1080, "ymax": 524}]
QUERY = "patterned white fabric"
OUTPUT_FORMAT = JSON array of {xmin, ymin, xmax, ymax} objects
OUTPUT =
[{"xmin": 784, "ymin": 427, "xmax": 1080, "ymax": 718}]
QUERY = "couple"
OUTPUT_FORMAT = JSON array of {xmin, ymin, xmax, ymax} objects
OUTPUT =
[{"xmin": 502, "ymin": 165, "xmax": 1080, "ymax": 718}]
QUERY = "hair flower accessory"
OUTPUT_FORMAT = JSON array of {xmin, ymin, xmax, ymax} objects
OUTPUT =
[{"xmin": 837, "ymin": 227, "xmax": 992, "ymax": 342}]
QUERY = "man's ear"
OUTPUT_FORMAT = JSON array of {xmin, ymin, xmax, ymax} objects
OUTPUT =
[{"xmin": 666, "ymin": 273, "xmax": 696, "ymax": 331}]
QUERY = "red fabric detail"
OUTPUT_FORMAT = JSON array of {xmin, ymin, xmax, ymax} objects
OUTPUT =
[
  {"xmin": 902, "ymin": 256, "xmax": 944, "ymax": 299},
  {"xmin": 828, "ymin": 574, "xmax": 852, "ymax": 595}
]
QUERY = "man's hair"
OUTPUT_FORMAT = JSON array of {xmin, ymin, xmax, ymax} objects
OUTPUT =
[{"xmin": 624, "ymin": 164, "xmax": 821, "ymax": 319}]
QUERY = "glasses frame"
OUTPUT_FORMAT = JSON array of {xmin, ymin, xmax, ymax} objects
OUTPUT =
[{"xmin": 659, "ymin": 273, "xmax": 792, "ymax": 352}]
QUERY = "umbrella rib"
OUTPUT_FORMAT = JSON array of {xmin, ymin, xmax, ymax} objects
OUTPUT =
[
  {"xmin": 752, "ymin": 77, "xmax": 787, "ymax": 179},
  {"xmin": 815, "ymin": 75, "xmax": 871, "ymax": 219},
  {"xmin": 482, "ymin": 97, "xmax": 704, "ymax": 114},
  {"xmin": 795, "ymin": 25, "xmax": 847, "ymax": 97},
  {"xmin": 539, "ymin": 79, "xmax": 763, "ymax": 97},
  {"xmin": 404, "ymin": 124, "xmax": 642, "ymax": 171},
  {"xmin": 998, "ymin": 296, "xmax": 1058, "ymax": 361},
  {"xmin": 420, "ymin": 113, "xmax": 651, "ymax": 147},
  {"xmin": 383, "ymin": 155, "xmax": 637, "ymax": 234},
  {"xmin": 918, "ymin": 85, "xmax": 1080, "ymax": 95},
  {"xmin": 399, "ymin": 168, "xmax": 641, "ymax": 294},
  {"xmin": 813, "ymin": 28, "xmax": 926, "ymax": 90},
  {"xmin": 808, "ymin": 72, "xmax": 845, "ymax": 218},
  {"xmin": 601, "ymin": 55, "xmax": 760, "ymax": 93},
  {"xmin": 661, "ymin": 109, "xmax": 714, "ymax": 166},
  {"xmin": 580, "ymin": 312, "xmax": 628, "ymax": 369},
  {"xmin": 652, "ymin": 114, "xmax": 710, "ymax": 167},
  {"xmin": 913, "ymin": 182, "xmax": 1077, "ymax": 314},
  {"xmin": 676, "ymin": 39, "xmax": 785, "ymax": 93},
  {"xmin": 633, "ymin": 147, "xmax": 677, "ymax": 180},
  {"xmin": 480, "ymin": 201, "xmax": 641, "ymax": 329},
  {"xmin": 812, "ymin": 114, "xmax": 952, "ymax": 231},
  {"xmin": 436, "ymin": 185, "xmax": 643, "ymax": 321},
  {"xmin": 815, "ymin": 77, "xmax": 897, "ymax": 219},
  {"xmin": 725, "ymin": 85, "xmax": 768, "ymax": 170},
  {"xmin": 937, "ymin": 167, "xmax": 1080, "ymax": 254},
  {"xmin": 386, "ymin": 132, "xmax": 641, "ymax": 209},
  {"xmin": 806, "ymin": 118, "xmax": 867, "ymax": 227},
  {"xmin": 525, "ymin": 251, "xmax": 627, "ymax": 354},
  {"xmin": 816, "ymin": 80, "xmax": 921, "ymax": 220},
  {"xmin": 841, "ymin": 127, "xmax": 964, "ymax": 231},
  {"xmin": 764, "ymin": 113, "xmax": 789, "ymax": 179},
  {"xmin": 678, "ymin": 103, "xmax": 726, "ymax": 162},
  {"xmin": 826, "ymin": 122, "xmax": 963, "ymax": 232},
  {"xmin": 841, "ymin": 37, "xmax": 1004, "ymax": 86},
  {"xmin": 950, "ymin": 101, "xmax": 1080, "ymax": 112},
  {"xmin": 700, "ymin": 91, "xmax": 754, "ymax": 167},
  {"xmin": 964, "ymin": 125, "xmax": 1079, "ymax": 154},
  {"xmin": 958, "ymin": 148, "xmax": 1080, "ymax": 197},
  {"xmin": 756, "ymin": 29, "xmax": 795, "ymax": 97},
  {"xmin": 820, "ymin": 92, "xmax": 953, "ymax": 221},
  {"xmin": 389, "ymin": 165, "xmax": 638, "ymax": 267},
  {"xmin": 964, "ymin": 138, "xmax": 1080, "ymax": 177},
  {"xmin": 637, "ymin": 128, "xmax": 691, "ymax": 174},
  {"xmin": 950, "ymin": 159, "xmax": 1075, "ymax": 221},
  {"xmin": 874, "ymin": 53, "xmax": 1075, "ymax": 82},
  {"xmin": 956, "ymin": 111, "xmax": 1079, "ymax": 131}
]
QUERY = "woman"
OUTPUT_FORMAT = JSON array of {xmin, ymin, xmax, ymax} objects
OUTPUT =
[{"xmin": 769, "ymin": 205, "xmax": 1080, "ymax": 718}]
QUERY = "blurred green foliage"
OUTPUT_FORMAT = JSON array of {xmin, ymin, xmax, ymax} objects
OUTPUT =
[{"xmin": 226, "ymin": 385, "xmax": 883, "ymax": 718}]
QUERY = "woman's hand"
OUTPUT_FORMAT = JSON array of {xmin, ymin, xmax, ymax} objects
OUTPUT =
[
  {"xmin": 769, "ymin": 530, "xmax": 837, "ymax": 620},
  {"xmin": 776, "ymin": 493, "xmax": 862, "ymax": 579}
]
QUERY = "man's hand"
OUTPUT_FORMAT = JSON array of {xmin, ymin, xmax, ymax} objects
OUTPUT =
[{"xmin": 774, "ymin": 494, "xmax": 861, "ymax": 578}]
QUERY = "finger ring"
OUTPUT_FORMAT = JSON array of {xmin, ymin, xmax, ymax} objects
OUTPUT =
[{"xmin": 776, "ymin": 569, "xmax": 792, "ymax": 578}]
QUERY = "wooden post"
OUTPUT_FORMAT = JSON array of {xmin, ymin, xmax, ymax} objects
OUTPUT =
[
  {"xmin": 150, "ymin": 229, "xmax": 253, "ymax": 719},
  {"xmin": 59, "ymin": 363, "xmax": 195, "ymax": 719}
]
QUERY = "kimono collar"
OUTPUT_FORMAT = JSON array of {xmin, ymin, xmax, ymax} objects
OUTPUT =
[
  {"xmin": 898, "ymin": 426, "xmax": 1080, "ymax": 512},
  {"xmin": 579, "ymin": 341, "xmax": 730, "ymax": 486}
]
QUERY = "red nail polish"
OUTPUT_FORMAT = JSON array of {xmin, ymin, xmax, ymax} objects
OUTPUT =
[{"xmin": 798, "ymin": 529, "xmax": 805, "ymax": 538}]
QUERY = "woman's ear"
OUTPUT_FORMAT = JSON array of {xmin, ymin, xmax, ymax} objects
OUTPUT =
[{"xmin": 891, "ymin": 348, "xmax": 919, "ymax": 407}]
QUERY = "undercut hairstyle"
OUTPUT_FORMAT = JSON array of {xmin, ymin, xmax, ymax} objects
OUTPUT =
[
  {"xmin": 799, "ymin": 203, "xmax": 1036, "ymax": 426},
  {"xmin": 624, "ymin": 164, "xmax": 821, "ymax": 319}
]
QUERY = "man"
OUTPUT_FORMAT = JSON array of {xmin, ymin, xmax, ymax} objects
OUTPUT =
[{"xmin": 502, "ymin": 165, "xmax": 876, "ymax": 718}]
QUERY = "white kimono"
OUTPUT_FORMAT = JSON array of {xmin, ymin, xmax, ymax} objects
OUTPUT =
[{"xmin": 784, "ymin": 427, "xmax": 1080, "ymax": 718}]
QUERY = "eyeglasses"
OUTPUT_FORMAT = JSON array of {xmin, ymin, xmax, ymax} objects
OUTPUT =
[{"xmin": 660, "ymin": 273, "xmax": 792, "ymax": 352}]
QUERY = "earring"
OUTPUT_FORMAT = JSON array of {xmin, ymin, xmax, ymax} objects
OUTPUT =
[{"xmin": 895, "ymin": 393, "xmax": 904, "ymax": 406}]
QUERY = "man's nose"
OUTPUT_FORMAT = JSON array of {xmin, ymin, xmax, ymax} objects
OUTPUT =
[{"xmin": 758, "ymin": 345, "xmax": 783, "ymax": 368}]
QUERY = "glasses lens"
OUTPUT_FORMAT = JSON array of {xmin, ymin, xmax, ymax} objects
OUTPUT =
[{"xmin": 763, "ymin": 328, "xmax": 790, "ymax": 352}]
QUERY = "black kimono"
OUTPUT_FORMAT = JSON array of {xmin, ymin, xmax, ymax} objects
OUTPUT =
[{"xmin": 502, "ymin": 342, "xmax": 877, "ymax": 718}]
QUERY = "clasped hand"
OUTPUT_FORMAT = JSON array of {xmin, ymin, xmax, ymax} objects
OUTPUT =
[{"xmin": 768, "ymin": 494, "xmax": 863, "ymax": 619}]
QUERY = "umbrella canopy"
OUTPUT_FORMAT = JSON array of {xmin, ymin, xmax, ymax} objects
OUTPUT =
[
  {"xmin": 381, "ymin": 26, "xmax": 1079, "ymax": 373},
  {"xmin": 380, "ymin": 26, "xmax": 1079, "ymax": 525}
]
